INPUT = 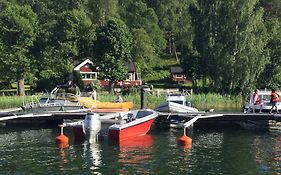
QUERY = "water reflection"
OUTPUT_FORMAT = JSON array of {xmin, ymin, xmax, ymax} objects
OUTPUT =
[
  {"xmin": 83, "ymin": 142, "xmax": 102, "ymax": 171},
  {"xmin": 117, "ymin": 134, "xmax": 154, "ymax": 174},
  {"xmin": 58, "ymin": 147, "xmax": 68, "ymax": 170},
  {"xmin": 253, "ymin": 134, "xmax": 281, "ymax": 174},
  {"xmin": 271, "ymin": 135, "xmax": 281, "ymax": 174}
]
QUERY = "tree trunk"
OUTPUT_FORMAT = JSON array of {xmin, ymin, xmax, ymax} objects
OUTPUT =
[
  {"xmin": 17, "ymin": 78, "xmax": 25, "ymax": 96},
  {"xmin": 108, "ymin": 81, "xmax": 114, "ymax": 94}
]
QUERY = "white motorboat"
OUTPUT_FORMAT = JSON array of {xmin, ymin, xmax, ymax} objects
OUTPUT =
[
  {"xmin": 244, "ymin": 90, "xmax": 281, "ymax": 113},
  {"xmin": 155, "ymin": 93, "xmax": 198, "ymax": 113},
  {"xmin": 22, "ymin": 86, "xmax": 84, "ymax": 113}
]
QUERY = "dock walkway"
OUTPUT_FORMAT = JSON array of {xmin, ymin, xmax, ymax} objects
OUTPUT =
[{"xmin": 1, "ymin": 110, "xmax": 281, "ymax": 127}]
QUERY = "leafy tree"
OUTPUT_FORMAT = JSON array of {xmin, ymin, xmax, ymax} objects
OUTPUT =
[
  {"xmin": 257, "ymin": 0, "xmax": 281, "ymax": 89},
  {"xmin": 87, "ymin": 0, "xmax": 119, "ymax": 26},
  {"xmin": 53, "ymin": 9, "xmax": 96, "ymax": 60},
  {"xmin": 131, "ymin": 28, "xmax": 157, "ymax": 78},
  {"xmin": 145, "ymin": 0, "xmax": 193, "ymax": 57},
  {"xmin": 190, "ymin": 0, "xmax": 269, "ymax": 94},
  {"xmin": 0, "ymin": 3, "xmax": 38, "ymax": 95},
  {"xmin": 94, "ymin": 18, "xmax": 133, "ymax": 93},
  {"xmin": 120, "ymin": 0, "xmax": 166, "ymax": 54}
]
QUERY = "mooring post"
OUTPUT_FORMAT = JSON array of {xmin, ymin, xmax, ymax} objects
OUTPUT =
[{"xmin": 140, "ymin": 87, "xmax": 145, "ymax": 109}]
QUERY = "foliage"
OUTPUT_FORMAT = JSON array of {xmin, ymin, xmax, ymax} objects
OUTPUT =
[
  {"xmin": 120, "ymin": 0, "xmax": 166, "ymax": 54},
  {"xmin": 94, "ymin": 18, "xmax": 133, "ymax": 92},
  {"xmin": 53, "ymin": 9, "xmax": 95, "ymax": 60},
  {"xmin": 85, "ymin": 79, "xmax": 102, "ymax": 91},
  {"xmin": 0, "ymin": 0, "xmax": 281, "ymax": 96},
  {"xmin": 189, "ymin": 0, "xmax": 269, "ymax": 94},
  {"xmin": 72, "ymin": 70, "xmax": 84, "ymax": 90},
  {"xmin": 0, "ymin": 2, "xmax": 38, "ymax": 95},
  {"xmin": 131, "ymin": 28, "xmax": 156, "ymax": 76},
  {"xmin": 258, "ymin": 0, "xmax": 281, "ymax": 89},
  {"xmin": 0, "ymin": 95, "xmax": 34, "ymax": 109},
  {"xmin": 86, "ymin": 0, "xmax": 119, "ymax": 26}
]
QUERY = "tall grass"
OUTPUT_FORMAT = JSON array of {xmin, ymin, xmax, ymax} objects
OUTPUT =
[
  {"xmin": 96, "ymin": 92, "xmax": 166, "ymax": 109},
  {"xmin": 0, "ymin": 96, "xmax": 34, "ymax": 109},
  {"xmin": 97, "ymin": 92, "xmax": 243, "ymax": 111},
  {"xmin": 0, "ymin": 92, "xmax": 244, "ymax": 111},
  {"xmin": 192, "ymin": 93, "xmax": 244, "ymax": 111}
]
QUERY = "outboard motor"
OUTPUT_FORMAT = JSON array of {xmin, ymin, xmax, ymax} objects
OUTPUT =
[{"xmin": 83, "ymin": 113, "xmax": 101, "ymax": 143}]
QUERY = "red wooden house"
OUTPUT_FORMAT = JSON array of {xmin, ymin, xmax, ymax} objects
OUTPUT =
[
  {"xmin": 74, "ymin": 58, "xmax": 99, "ymax": 86},
  {"xmin": 170, "ymin": 66, "xmax": 191, "ymax": 84},
  {"xmin": 74, "ymin": 58, "xmax": 142, "ymax": 86}
]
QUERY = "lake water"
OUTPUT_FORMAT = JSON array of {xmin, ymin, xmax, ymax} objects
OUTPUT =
[{"xmin": 1, "ymin": 122, "xmax": 281, "ymax": 175}]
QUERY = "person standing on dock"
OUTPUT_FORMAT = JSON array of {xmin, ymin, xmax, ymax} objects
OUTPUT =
[
  {"xmin": 270, "ymin": 89, "xmax": 279, "ymax": 114},
  {"xmin": 252, "ymin": 89, "xmax": 262, "ymax": 113},
  {"xmin": 91, "ymin": 88, "xmax": 97, "ymax": 100},
  {"xmin": 115, "ymin": 95, "xmax": 123, "ymax": 103}
]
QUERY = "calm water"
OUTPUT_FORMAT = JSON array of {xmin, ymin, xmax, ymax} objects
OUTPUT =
[{"xmin": 1, "ymin": 122, "xmax": 281, "ymax": 175}]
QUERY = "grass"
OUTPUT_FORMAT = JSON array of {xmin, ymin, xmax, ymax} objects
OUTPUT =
[
  {"xmin": 0, "ymin": 92, "xmax": 244, "ymax": 111},
  {"xmin": 192, "ymin": 93, "xmax": 244, "ymax": 111},
  {"xmin": 84, "ymin": 91, "xmax": 244, "ymax": 111},
  {"xmin": 0, "ymin": 96, "xmax": 34, "ymax": 109}
]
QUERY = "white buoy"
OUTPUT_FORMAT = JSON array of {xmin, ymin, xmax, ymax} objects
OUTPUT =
[{"xmin": 83, "ymin": 113, "xmax": 101, "ymax": 143}]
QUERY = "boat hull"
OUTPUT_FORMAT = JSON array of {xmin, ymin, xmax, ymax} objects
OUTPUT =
[
  {"xmin": 155, "ymin": 101, "xmax": 198, "ymax": 113},
  {"xmin": 108, "ymin": 118, "xmax": 155, "ymax": 141}
]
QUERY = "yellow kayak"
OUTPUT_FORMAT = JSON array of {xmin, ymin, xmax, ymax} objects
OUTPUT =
[{"xmin": 78, "ymin": 97, "xmax": 133, "ymax": 109}]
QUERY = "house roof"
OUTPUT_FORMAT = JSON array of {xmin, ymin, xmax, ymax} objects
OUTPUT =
[
  {"xmin": 74, "ymin": 58, "xmax": 137, "ymax": 73},
  {"xmin": 74, "ymin": 58, "xmax": 94, "ymax": 71},
  {"xmin": 170, "ymin": 66, "xmax": 184, "ymax": 74},
  {"xmin": 124, "ymin": 60, "xmax": 136, "ymax": 72}
]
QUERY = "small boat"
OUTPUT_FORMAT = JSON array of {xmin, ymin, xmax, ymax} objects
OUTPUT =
[
  {"xmin": 22, "ymin": 86, "xmax": 84, "ymax": 113},
  {"xmin": 244, "ymin": 90, "xmax": 281, "ymax": 113},
  {"xmin": 63, "ymin": 109, "xmax": 158, "ymax": 143},
  {"xmin": 154, "ymin": 93, "xmax": 198, "ymax": 113},
  {"xmin": 108, "ymin": 109, "xmax": 158, "ymax": 141},
  {"xmin": 78, "ymin": 97, "xmax": 133, "ymax": 110}
]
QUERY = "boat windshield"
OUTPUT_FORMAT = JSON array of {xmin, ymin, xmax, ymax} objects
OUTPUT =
[
  {"xmin": 170, "ymin": 100, "xmax": 184, "ymax": 105},
  {"xmin": 260, "ymin": 95, "xmax": 271, "ymax": 102}
]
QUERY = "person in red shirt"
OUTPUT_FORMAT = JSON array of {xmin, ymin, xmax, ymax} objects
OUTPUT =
[
  {"xmin": 270, "ymin": 89, "xmax": 280, "ymax": 114},
  {"xmin": 252, "ymin": 89, "xmax": 262, "ymax": 113}
]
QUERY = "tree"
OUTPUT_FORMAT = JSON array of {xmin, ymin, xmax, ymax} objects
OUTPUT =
[
  {"xmin": 53, "ymin": 9, "xmax": 96, "ymax": 60},
  {"xmin": 22, "ymin": 0, "xmax": 95, "ymax": 92},
  {"xmin": 0, "ymin": 3, "xmax": 38, "ymax": 95},
  {"xmin": 257, "ymin": 0, "xmax": 281, "ymax": 89},
  {"xmin": 120, "ymin": 0, "xmax": 166, "ymax": 55},
  {"xmin": 87, "ymin": 0, "xmax": 119, "ymax": 26},
  {"xmin": 145, "ymin": 0, "xmax": 194, "ymax": 57},
  {"xmin": 131, "ymin": 28, "xmax": 157, "ymax": 79},
  {"xmin": 94, "ymin": 18, "xmax": 133, "ymax": 93},
  {"xmin": 190, "ymin": 0, "xmax": 269, "ymax": 94}
]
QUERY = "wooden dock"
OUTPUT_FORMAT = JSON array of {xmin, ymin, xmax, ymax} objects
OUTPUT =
[
  {"xmin": 155, "ymin": 112, "xmax": 281, "ymax": 129},
  {"xmin": 1, "ymin": 110, "xmax": 281, "ymax": 128},
  {"xmin": 157, "ymin": 112, "xmax": 281, "ymax": 121}
]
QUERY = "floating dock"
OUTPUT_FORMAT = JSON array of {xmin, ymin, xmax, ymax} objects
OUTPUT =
[
  {"xmin": 155, "ymin": 112, "xmax": 281, "ymax": 129},
  {"xmin": 1, "ymin": 110, "xmax": 281, "ymax": 128}
]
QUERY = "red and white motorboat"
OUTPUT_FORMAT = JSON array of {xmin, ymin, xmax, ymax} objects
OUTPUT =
[
  {"xmin": 62, "ymin": 109, "xmax": 158, "ymax": 143},
  {"xmin": 108, "ymin": 109, "xmax": 158, "ymax": 141}
]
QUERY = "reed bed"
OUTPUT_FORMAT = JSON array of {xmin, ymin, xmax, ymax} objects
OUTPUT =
[
  {"xmin": 96, "ymin": 92, "xmax": 243, "ymax": 111},
  {"xmin": 0, "ymin": 92, "xmax": 244, "ymax": 111},
  {"xmin": 192, "ymin": 93, "xmax": 244, "ymax": 111},
  {"xmin": 0, "ymin": 96, "xmax": 34, "ymax": 109}
]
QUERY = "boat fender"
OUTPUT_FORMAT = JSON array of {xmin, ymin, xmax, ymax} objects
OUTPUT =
[
  {"xmin": 177, "ymin": 135, "xmax": 192, "ymax": 147},
  {"xmin": 55, "ymin": 125, "xmax": 69, "ymax": 148}
]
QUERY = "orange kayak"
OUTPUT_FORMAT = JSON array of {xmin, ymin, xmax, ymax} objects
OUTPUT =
[{"xmin": 78, "ymin": 97, "xmax": 133, "ymax": 109}]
